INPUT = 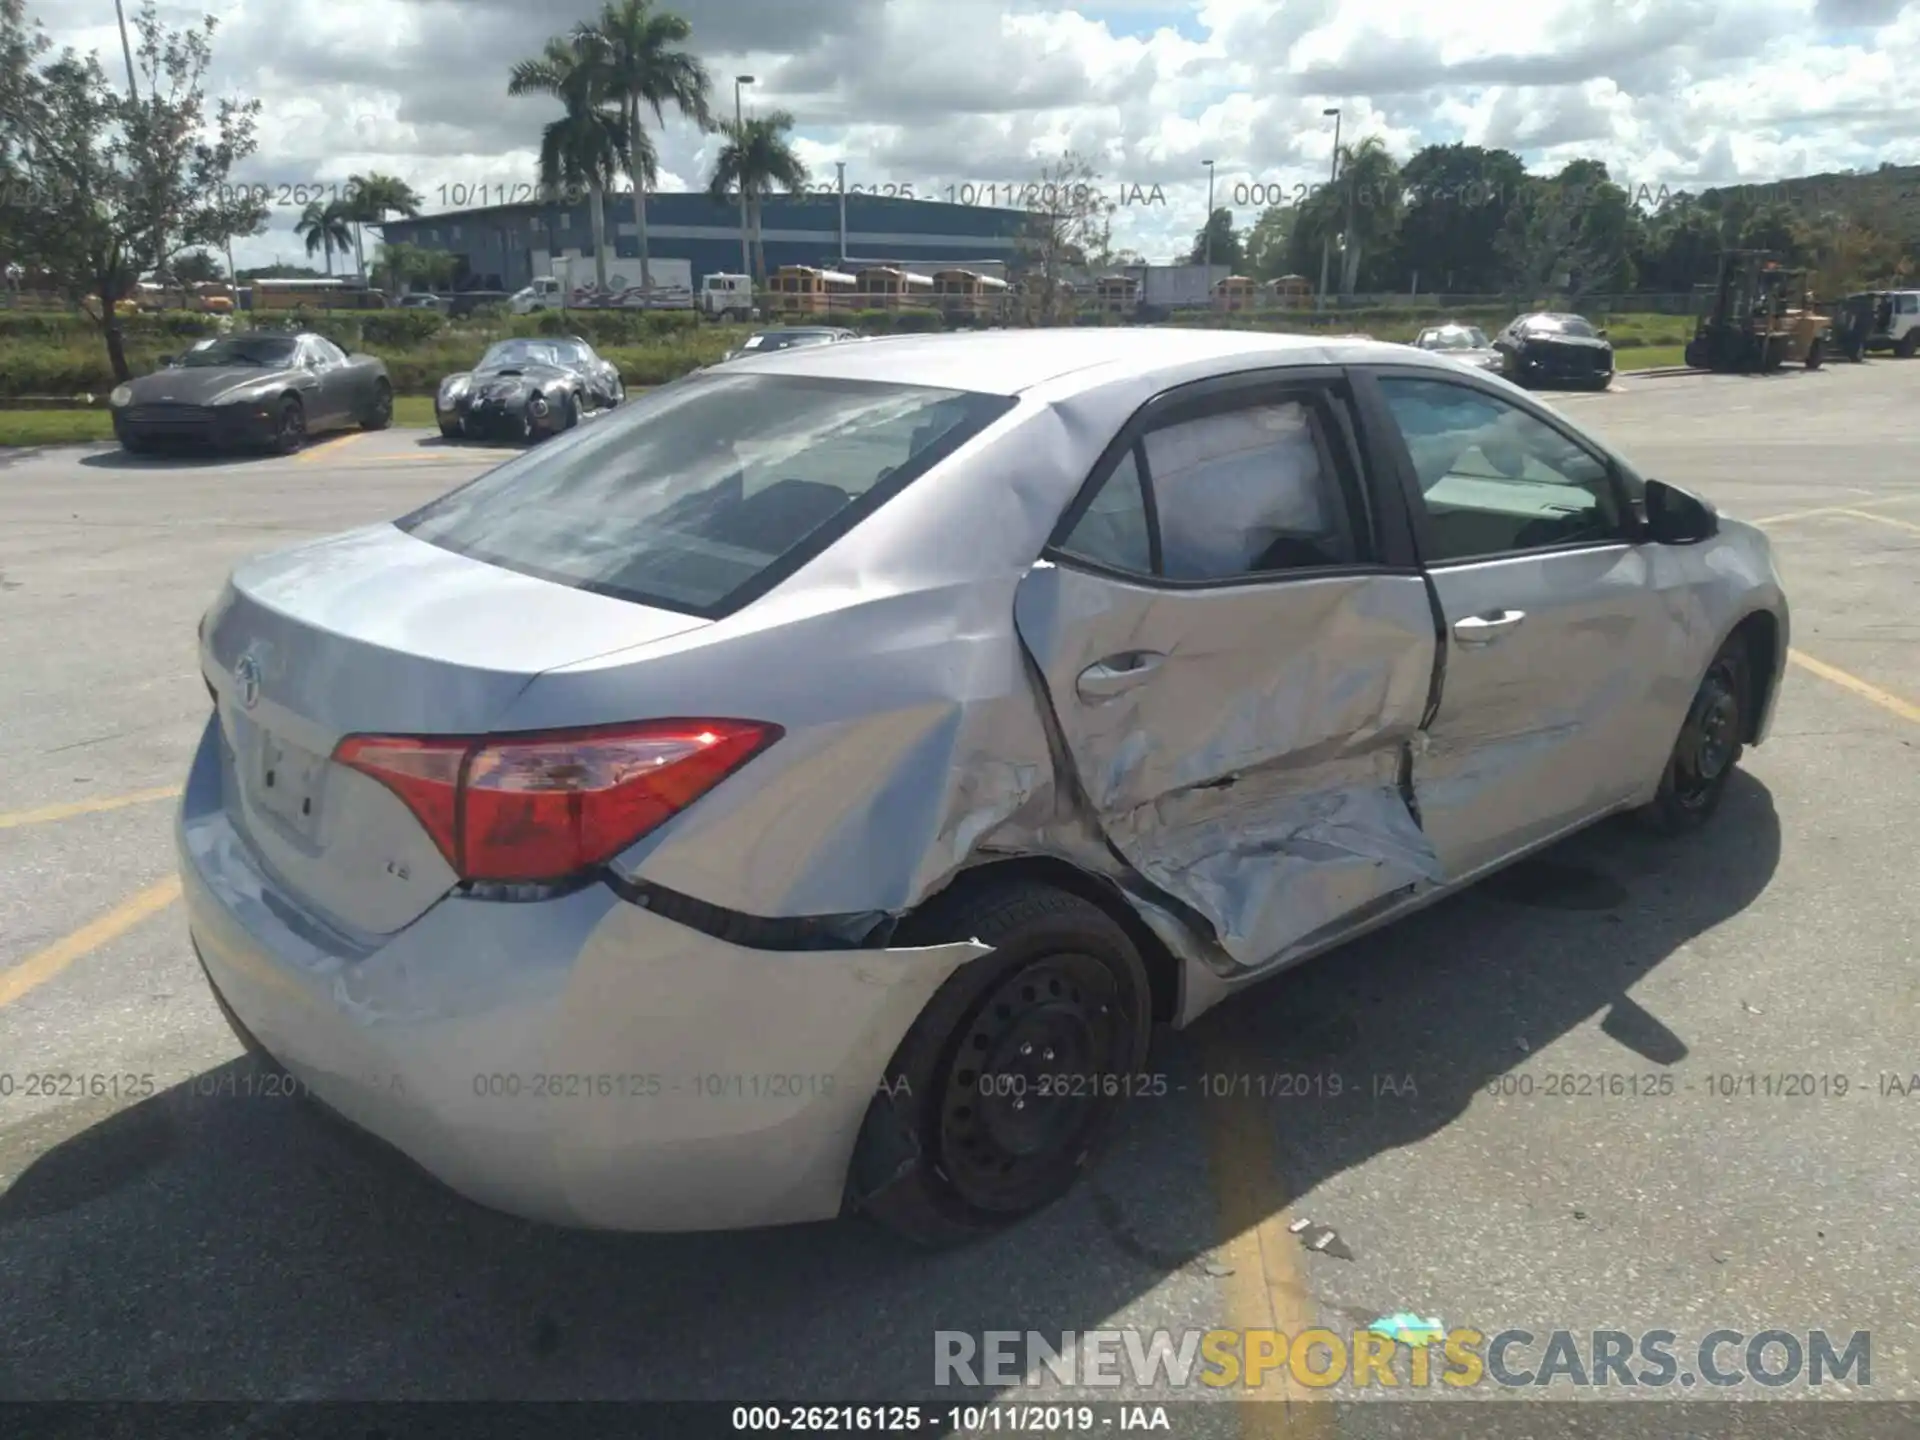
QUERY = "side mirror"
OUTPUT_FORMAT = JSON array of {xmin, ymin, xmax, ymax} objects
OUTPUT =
[{"xmin": 1644, "ymin": 478, "xmax": 1718, "ymax": 544}]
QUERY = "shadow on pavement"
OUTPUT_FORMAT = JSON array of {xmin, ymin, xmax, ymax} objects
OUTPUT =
[{"xmin": 0, "ymin": 776, "xmax": 1780, "ymax": 1403}]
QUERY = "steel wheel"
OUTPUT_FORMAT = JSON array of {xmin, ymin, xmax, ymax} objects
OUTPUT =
[
  {"xmin": 936, "ymin": 952, "xmax": 1126, "ymax": 1214},
  {"xmin": 1642, "ymin": 637, "xmax": 1750, "ymax": 835},
  {"xmin": 853, "ymin": 881, "xmax": 1153, "ymax": 1246},
  {"xmin": 1671, "ymin": 655, "xmax": 1742, "ymax": 812}
]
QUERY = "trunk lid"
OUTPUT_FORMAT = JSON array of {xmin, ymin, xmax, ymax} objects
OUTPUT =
[{"xmin": 201, "ymin": 523, "xmax": 709, "ymax": 935}]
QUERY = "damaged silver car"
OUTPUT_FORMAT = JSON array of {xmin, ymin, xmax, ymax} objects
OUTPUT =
[{"xmin": 179, "ymin": 329, "xmax": 1788, "ymax": 1244}]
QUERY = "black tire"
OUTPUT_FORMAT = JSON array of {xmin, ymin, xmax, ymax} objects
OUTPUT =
[
  {"xmin": 118, "ymin": 432, "xmax": 154, "ymax": 455},
  {"xmin": 563, "ymin": 390, "xmax": 582, "ymax": 430},
  {"xmin": 437, "ymin": 422, "xmax": 462, "ymax": 441},
  {"xmin": 1684, "ymin": 338, "xmax": 1704, "ymax": 369},
  {"xmin": 1640, "ymin": 635, "xmax": 1749, "ymax": 836},
  {"xmin": 851, "ymin": 880, "xmax": 1153, "ymax": 1247},
  {"xmin": 272, "ymin": 396, "xmax": 305, "ymax": 455},
  {"xmin": 1804, "ymin": 338, "xmax": 1823, "ymax": 371},
  {"xmin": 360, "ymin": 379, "xmax": 393, "ymax": 430},
  {"xmin": 1897, "ymin": 333, "xmax": 1917, "ymax": 359}
]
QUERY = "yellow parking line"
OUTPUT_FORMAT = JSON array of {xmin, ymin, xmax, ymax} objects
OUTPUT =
[
  {"xmin": 0, "ymin": 877, "xmax": 182, "ymax": 1009},
  {"xmin": 0, "ymin": 785, "xmax": 180, "ymax": 832},
  {"xmin": 1834, "ymin": 508, "xmax": 1920, "ymax": 538},
  {"xmin": 1753, "ymin": 494, "xmax": 1920, "ymax": 525},
  {"xmin": 295, "ymin": 432, "xmax": 371, "ymax": 463},
  {"xmin": 1789, "ymin": 649, "xmax": 1920, "ymax": 725},
  {"xmin": 1203, "ymin": 1032, "xmax": 1328, "ymax": 1437}
]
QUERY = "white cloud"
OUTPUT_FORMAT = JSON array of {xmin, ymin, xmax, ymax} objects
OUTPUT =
[{"xmin": 32, "ymin": 0, "xmax": 1920, "ymax": 268}]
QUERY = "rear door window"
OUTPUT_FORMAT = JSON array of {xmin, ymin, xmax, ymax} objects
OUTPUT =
[{"xmin": 399, "ymin": 374, "xmax": 1014, "ymax": 617}]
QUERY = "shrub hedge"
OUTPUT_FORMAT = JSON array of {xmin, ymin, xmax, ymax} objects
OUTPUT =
[{"xmin": 0, "ymin": 304, "xmax": 1694, "ymax": 400}]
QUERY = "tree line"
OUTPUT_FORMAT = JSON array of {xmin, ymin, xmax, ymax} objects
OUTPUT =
[{"xmin": 1181, "ymin": 142, "xmax": 1919, "ymax": 302}]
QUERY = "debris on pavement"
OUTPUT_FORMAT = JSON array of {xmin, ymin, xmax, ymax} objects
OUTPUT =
[{"xmin": 1368, "ymin": 1313, "xmax": 1446, "ymax": 1347}]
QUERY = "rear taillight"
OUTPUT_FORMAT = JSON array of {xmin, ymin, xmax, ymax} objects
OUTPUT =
[{"xmin": 334, "ymin": 720, "xmax": 780, "ymax": 884}]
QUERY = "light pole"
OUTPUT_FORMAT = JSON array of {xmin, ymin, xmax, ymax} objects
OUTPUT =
[
  {"xmin": 735, "ymin": 76, "xmax": 754, "ymax": 281},
  {"xmin": 112, "ymin": 0, "xmax": 138, "ymax": 100},
  {"xmin": 836, "ymin": 160, "xmax": 847, "ymax": 268},
  {"xmin": 1316, "ymin": 106, "xmax": 1340, "ymax": 309},
  {"xmin": 1201, "ymin": 159, "xmax": 1215, "ymax": 275}
]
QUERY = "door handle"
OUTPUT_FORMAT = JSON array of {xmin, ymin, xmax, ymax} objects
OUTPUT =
[
  {"xmin": 1452, "ymin": 610, "xmax": 1526, "ymax": 645},
  {"xmin": 1075, "ymin": 651, "xmax": 1166, "ymax": 699}
]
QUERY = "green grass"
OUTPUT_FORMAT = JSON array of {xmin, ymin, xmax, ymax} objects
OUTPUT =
[
  {"xmin": 1618, "ymin": 345, "xmax": 1688, "ymax": 371},
  {"xmin": 394, "ymin": 395, "xmax": 435, "ymax": 429},
  {"xmin": 0, "ymin": 409, "xmax": 115, "ymax": 445}
]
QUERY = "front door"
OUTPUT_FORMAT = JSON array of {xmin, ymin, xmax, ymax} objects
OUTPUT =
[
  {"xmin": 1359, "ymin": 369, "xmax": 1670, "ymax": 882},
  {"xmin": 1013, "ymin": 371, "xmax": 1441, "ymax": 971}
]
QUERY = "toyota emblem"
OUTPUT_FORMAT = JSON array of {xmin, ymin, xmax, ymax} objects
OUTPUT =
[{"xmin": 234, "ymin": 653, "xmax": 262, "ymax": 709}]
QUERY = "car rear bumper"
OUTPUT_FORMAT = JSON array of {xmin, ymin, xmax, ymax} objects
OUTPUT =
[{"xmin": 175, "ymin": 717, "xmax": 985, "ymax": 1231}]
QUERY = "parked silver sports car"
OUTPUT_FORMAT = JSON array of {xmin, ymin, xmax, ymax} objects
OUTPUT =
[{"xmin": 181, "ymin": 328, "xmax": 1788, "ymax": 1243}]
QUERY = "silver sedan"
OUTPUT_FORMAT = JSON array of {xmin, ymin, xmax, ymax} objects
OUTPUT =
[{"xmin": 179, "ymin": 328, "xmax": 1788, "ymax": 1244}]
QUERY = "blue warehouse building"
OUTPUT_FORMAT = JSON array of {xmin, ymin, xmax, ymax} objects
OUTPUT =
[{"xmin": 378, "ymin": 190, "xmax": 1031, "ymax": 292}]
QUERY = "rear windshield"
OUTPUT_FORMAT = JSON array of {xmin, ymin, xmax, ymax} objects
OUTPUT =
[{"xmin": 398, "ymin": 374, "xmax": 1014, "ymax": 617}]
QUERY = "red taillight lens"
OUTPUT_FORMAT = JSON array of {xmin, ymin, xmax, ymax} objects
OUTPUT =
[{"xmin": 334, "ymin": 720, "xmax": 779, "ymax": 884}]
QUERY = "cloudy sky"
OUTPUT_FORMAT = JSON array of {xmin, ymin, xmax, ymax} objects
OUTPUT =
[{"xmin": 41, "ymin": 0, "xmax": 1920, "ymax": 271}]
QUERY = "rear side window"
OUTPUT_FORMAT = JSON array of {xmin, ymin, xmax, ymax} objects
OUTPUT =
[
  {"xmin": 1144, "ymin": 402, "xmax": 1357, "ymax": 579},
  {"xmin": 399, "ymin": 374, "xmax": 1014, "ymax": 616}
]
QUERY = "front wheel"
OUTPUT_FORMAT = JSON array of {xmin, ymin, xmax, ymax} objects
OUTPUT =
[
  {"xmin": 1896, "ymin": 333, "xmax": 1917, "ymax": 359},
  {"xmin": 1640, "ymin": 636, "xmax": 1749, "ymax": 835},
  {"xmin": 272, "ymin": 396, "xmax": 305, "ymax": 455},
  {"xmin": 851, "ymin": 881, "xmax": 1153, "ymax": 1247},
  {"xmin": 1804, "ymin": 339, "xmax": 1824, "ymax": 371}
]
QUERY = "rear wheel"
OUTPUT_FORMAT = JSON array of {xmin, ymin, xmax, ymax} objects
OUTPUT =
[
  {"xmin": 851, "ymin": 881, "xmax": 1153, "ymax": 1247},
  {"xmin": 1804, "ymin": 338, "xmax": 1824, "ymax": 370},
  {"xmin": 360, "ymin": 379, "xmax": 393, "ymax": 430},
  {"xmin": 563, "ymin": 390, "xmax": 582, "ymax": 430},
  {"xmin": 1640, "ymin": 636, "xmax": 1749, "ymax": 835},
  {"xmin": 1684, "ymin": 338, "xmax": 1706, "ymax": 369},
  {"xmin": 1897, "ymin": 333, "xmax": 1917, "ymax": 359}
]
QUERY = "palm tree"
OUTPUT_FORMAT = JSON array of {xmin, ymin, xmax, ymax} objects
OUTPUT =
[
  {"xmin": 706, "ymin": 110, "xmax": 808, "ymax": 285},
  {"xmin": 294, "ymin": 200, "xmax": 353, "ymax": 277},
  {"xmin": 577, "ymin": 0, "xmax": 712, "ymax": 297},
  {"xmin": 510, "ymin": 33, "xmax": 626, "ymax": 291},
  {"xmin": 1332, "ymin": 136, "xmax": 1402, "ymax": 295},
  {"xmin": 345, "ymin": 173, "xmax": 424, "ymax": 288}
]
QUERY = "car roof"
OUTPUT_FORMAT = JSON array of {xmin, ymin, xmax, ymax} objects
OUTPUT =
[{"xmin": 712, "ymin": 326, "xmax": 1440, "ymax": 396}]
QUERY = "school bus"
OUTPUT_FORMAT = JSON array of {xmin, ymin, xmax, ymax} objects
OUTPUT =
[
  {"xmin": 769, "ymin": 265, "xmax": 858, "ymax": 316},
  {"xmin": 251, "ymin": 278, "xmax": 389, "ymax": 311},
  {"xmin": 1267, "ymin": 274, "xmax": 1313, "ymax": 308},
  {"xmin": 931, "ymin": 269, "xmax": 1010, "ymax": 322},
  {"xmin": 1212, "ymin": 275, "xmax": 1262, "ymax": 312},
  {"xmin": 855, "ymin": 266, "xmax": 935, "ymax": 310}
]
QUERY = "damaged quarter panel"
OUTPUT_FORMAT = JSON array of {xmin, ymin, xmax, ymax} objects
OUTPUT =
[
  {"xmin": 1012, "ymin": 366, "xmax": 1443, "ymax": 972},
  {"xmin": 484, "ymin": 394, "xmax": 1141, "ymax": 919}
]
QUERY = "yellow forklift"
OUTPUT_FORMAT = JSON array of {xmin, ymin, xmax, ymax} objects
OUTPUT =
[{"xmin": 1684, "ymin": 250, "xmax": 1829, "ymax": 372}]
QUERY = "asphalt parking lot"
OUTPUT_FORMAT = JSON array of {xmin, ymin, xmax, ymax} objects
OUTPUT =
[{"xmin": 1, "ymin": 364, "xmax": 1917, "ymax": 1431}]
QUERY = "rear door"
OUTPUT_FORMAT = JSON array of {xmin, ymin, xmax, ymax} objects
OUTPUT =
[
  {"xmin": 1013, "ymin": 368, "xmax": 1442, "ymax": 971},
  {"xmin": 1353, "ymin": 367, "xmax": 1671, "ymax": 881}
]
